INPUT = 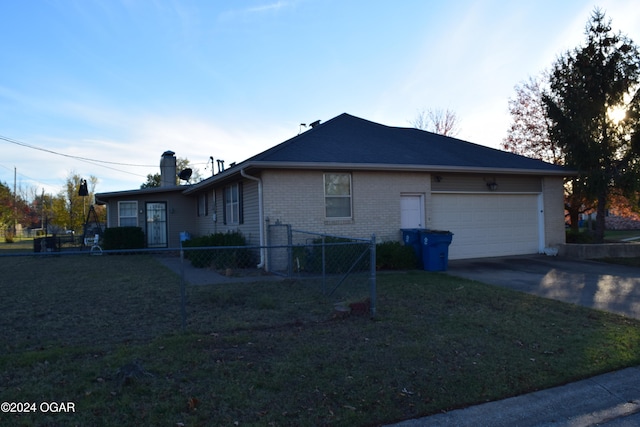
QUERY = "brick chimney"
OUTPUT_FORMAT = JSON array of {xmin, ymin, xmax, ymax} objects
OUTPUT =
[{"xmin": 160, "ymin": 151, "xmax": 177, "ymax": 187}]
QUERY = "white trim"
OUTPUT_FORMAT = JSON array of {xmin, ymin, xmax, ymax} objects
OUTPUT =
[
  {"xmin": 431, "ymin": 191, "xmax": 541, "ymax": 195},
  {"xmin": 240, "ymin": 169, "xmax": 265, "ymax": 268},
  {"xmin": 400, "ymin": 193, "xmax": 425, "ymax": 229},
  {"xmin": 537, "ymin": 194, "xmax": 545, "ymax": 253},
  {"xmin": 117, "ymin": 200, "xmax": 138, "ymax": 227},
  {"xmin": 323, "ymin": 172, "xmax": 353, "ymax": 219},
  {"xmin": 224, "ymin": 183, "xmax": 240, "ymax": 225}
]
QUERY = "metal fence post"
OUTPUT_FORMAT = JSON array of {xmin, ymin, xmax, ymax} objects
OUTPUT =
[
  {"xmin": 321, "ymin": 236, "xmax": 326, "ymax": 295},
  {"xmin": 287, "ymin": 224, "xmax": 293, "ymax": 278},
  {"xmin": 180, "ymin": 244, "xmax": 186, "ymax": 332},
  {"xmin": 370, "ymin": 234, "xmax": 377, "ymax": 317}
]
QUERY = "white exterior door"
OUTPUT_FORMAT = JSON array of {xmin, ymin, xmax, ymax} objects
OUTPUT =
[
  {"xmin": 401, "ymin": 194, "xmax": 424, "ymax": 228},
  {"xmin": 430, "ymin": 194, "xmax": 541, "ymax": 260}
]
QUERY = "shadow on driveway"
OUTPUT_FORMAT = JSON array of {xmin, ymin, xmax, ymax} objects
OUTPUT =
[{"xmin": 446, "ymin": 255, "xmax": 640, "ymax": 320}]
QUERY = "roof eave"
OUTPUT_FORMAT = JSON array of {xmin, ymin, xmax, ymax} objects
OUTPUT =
[
  {"xmin": 240, "ymin": 161, "xmax": 576, "ymax": 176},
  {"xmin": 95, "ymin": 185, "xmax": 187, "ymax": 200},
  {"xmin": 183, "ymin": 161, "xmax": 574, "ymax": 193}
]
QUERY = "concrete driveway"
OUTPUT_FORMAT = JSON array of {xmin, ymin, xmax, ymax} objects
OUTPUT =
[{"xmin": 446, "ymin": 255, "xmax": 640, "ymax": 320}]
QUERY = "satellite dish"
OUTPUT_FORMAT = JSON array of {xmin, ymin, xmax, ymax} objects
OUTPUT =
[{"xmin": 178, "ymin": 168, "xmax": 193, "ymax": 182}]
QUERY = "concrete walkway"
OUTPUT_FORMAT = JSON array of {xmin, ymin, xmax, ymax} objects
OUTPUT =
[
  {"xmin": 154, "ymin": 254, "xmax": 282, "ymax": 285},
  {"xmin": 386, "ymin": 255, "xmax": 640, "ymax": 426},
  {"xmin": 389, "ymin": 366, "xmax": 640, "ymax": 426}
]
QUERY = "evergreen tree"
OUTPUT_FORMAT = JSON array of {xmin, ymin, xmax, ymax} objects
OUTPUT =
[
  {"xmin": 543, "ymin": 9, "xmax": 640, "ymax": 242},
  {"xmin": 503, "ymin": 75, "xmax": 591, "ymax": 231}
]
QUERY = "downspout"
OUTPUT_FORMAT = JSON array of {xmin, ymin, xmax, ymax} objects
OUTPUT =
[{"xmin": 240, "ymin": 169, "xmax": 265, "ymax": 268}]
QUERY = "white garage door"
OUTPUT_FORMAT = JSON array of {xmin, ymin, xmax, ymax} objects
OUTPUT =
[{"xmin": 430, "ymin": 194, "xmax": 541, "ymax": 260}]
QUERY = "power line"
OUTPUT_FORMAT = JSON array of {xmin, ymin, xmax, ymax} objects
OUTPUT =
[
  {"xmin": 0, "ymin": 163, "xmax": 55, "ymax": 189},
  {"xmin": 0, "ymin": 134, "xmax": 157, "ymax": 167},
  {"xmin": 0, "ymin": 134, "xmax": 156, "ymax": 179},
  {"xmin": 0, "ymin": 134, "xmax": 211, "ymax": 183}
]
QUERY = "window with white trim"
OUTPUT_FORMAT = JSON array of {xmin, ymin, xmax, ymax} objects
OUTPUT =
[
  {"xmin": 223, "ymin": 183, "xmax": 243, "ymax": 225},
  {"xmin": 197, "ymin": 193, "xmax": 208, "ymax": 217},
  {"xmin": 118, "ymin": 201, "xmax": 138, "ymax": 227},
  {"xmin": 324, "ymin": 173, "xmax": 352, "ymax": 218}
]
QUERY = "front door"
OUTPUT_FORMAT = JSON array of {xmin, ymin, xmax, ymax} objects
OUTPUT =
[
  {"xmin": 400, "ymin": 194, "xmax": 424, "ymax": 229},
  {"xmin": 146, "ymin": 202, "xmax": 167, "ymax": 248}
]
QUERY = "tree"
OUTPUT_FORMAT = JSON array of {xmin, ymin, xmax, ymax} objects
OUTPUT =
[
  {"xmin": 0, "ymin": 182, "xmax": 14, "ymax": 235},
  {"xmin": 502, "ymin": 75, "xmax": 591, "ymax": 231},
  {"xmin": 411, "ymin": 108, "xmax": 461, "ymax": 136},
  {"xmin": 503, "ymin": 76, "xmax": 563, "ymax": 163},
  {"xmin": 542, "ymin": 9, "xmax": 640, "ymax": 242},
  {"xmin": 140, "ymin": 173, "xmax": 161, "ymax": 189},
  {"xmin": 0, "ymin": 180, "xmax": 39, "ymax": 238},
  {"xmin": 32, "ymin": 191, "xmax": 55, "ymax": 233},
  {"xmin": 50, "ymin": 172, "xmax": 99, "ymax": 233},
  {"xmin": 140, "ymin": 157, "xmax": 202, "ymax": 188}
]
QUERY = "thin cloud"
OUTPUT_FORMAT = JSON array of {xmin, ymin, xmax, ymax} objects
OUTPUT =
[
  {"xmin": 219, "ymin": 1, "xmax": 295, "ymax": 21},
  {"xmin": 247, "ymin": 1, "xmax": 290, "ymax": 13}
]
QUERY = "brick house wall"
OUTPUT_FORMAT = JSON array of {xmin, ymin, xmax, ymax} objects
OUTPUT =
[{"xmin": 543, "ymin": 176, "xmax": 566, "ymax": 248}]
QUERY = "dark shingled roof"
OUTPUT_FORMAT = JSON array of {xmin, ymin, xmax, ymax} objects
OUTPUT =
[
  {"xmin": 181, "ymin": 113, "xmax": 571, "ymax": 194},
  {"xmin": 246, "ymin": 113, "xmax": 566, "ymax": 173}
]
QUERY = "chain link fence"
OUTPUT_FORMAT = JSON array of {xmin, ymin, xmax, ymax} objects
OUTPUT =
[
  {"xmin": 0, "ymin": 231, "xmax": 376, "ymax": 354},
  {"xmin": 267, "ymin": 224, "xmax": 376, "ymax": 304}
]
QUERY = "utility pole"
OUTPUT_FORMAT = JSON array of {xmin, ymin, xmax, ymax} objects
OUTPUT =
[
  {"xmin": 41, "ymin": 188, "xmax": 45, "ymax": 232},
  {"xmin": 13, "ymin": 167, "xmax": 17, "ymax": 237}
]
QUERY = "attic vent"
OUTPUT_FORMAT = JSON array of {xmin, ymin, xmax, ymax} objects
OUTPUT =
[{"xmin": 310, "ymin": 120, "xmax": 321, "ymax": 128}]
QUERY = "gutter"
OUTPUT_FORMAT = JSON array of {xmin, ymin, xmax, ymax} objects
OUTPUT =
[
  {"xmin": 243, "ymin": 162, "xmax": 575, "ymax": 176},
  {"xmin": 183, "ymin": 161, "xmax": 574, "ymax": 195},
  {"xmin": 240, "ymin": 169, "xmax": 265, "ymax": 269}
]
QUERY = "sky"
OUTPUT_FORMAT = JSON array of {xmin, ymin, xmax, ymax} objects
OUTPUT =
[{"xmin": 2, "ymin": 0, "xmax": 640, "ymax": 197}]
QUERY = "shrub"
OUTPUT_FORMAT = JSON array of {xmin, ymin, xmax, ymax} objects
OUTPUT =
[
  {"xmin": 565, "ymin": 229, "xmax": 595, "ymax": 244},
  {"xmin": 295, "ymin": 237, "xmax": 422, "ymax": 273},
  {"xmin": 376, "ymin": 241, "xmax": 418, "ymax": 270},
  {"xmin": 291, "ymin": 245, "xmax": 312, "ymax": 272},
  {"xmin": 103, "ymin": 227, "xmax": 145, "ymax": 250},
  {"xmin": 182, "ymin": 231, "xmax": 255, "ymax": 269},
  {"xmin": 293, "ymin": 237, "xmax": 371, "ymax": 274}
]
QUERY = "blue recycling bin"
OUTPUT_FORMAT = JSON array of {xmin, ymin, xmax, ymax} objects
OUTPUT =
[
  {"xmin": 401, "ymin": 228, "xmax": 424, "ymax": 268},
  {"xmin": 420, "ymin": 230, "xmax": 453, "ymax": 271}
]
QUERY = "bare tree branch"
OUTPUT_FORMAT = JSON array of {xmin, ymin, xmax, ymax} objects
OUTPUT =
[{"xmin": 411, "ymin": 108, "xmax": 461, "ymax": 137}]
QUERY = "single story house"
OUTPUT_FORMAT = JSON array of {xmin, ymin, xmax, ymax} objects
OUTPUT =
[{"xmin": 96, "ymin": 113, "xmax": 570, "ymax": 263}]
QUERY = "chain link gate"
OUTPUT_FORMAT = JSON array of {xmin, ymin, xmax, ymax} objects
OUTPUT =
[{"xmin": 267, "ymin": 223, "xmax": 376, "ymax": 316}]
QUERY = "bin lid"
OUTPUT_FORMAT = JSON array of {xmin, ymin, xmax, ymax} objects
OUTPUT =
[{"xmin": 421, "ymin": 230, "xmax": 452, "ymax": 234}]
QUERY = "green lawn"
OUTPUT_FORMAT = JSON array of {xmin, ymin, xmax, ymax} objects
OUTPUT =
[
  {"xmin": 0, "ymin": 239, "xmax": 34, "ymax": 253},
  {"xmin": 1, "ymin": 254, "xmax": 640, "ymax": 426},
  {"xmin": 605, "ymin": 229, "xmax": 640, "ymax": 241}
]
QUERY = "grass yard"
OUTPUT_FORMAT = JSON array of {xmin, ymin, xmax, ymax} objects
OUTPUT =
[
  {"xmin": 0, "ymin": 239, "xmax": 35, "ymax": 254},
  {"xmin": 605, "ymin": 229, "xmax": 640, "ymax": 241},
  {"xmin": 1, "ymin": 254, "xmax": 640, "ymax": 426}
]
